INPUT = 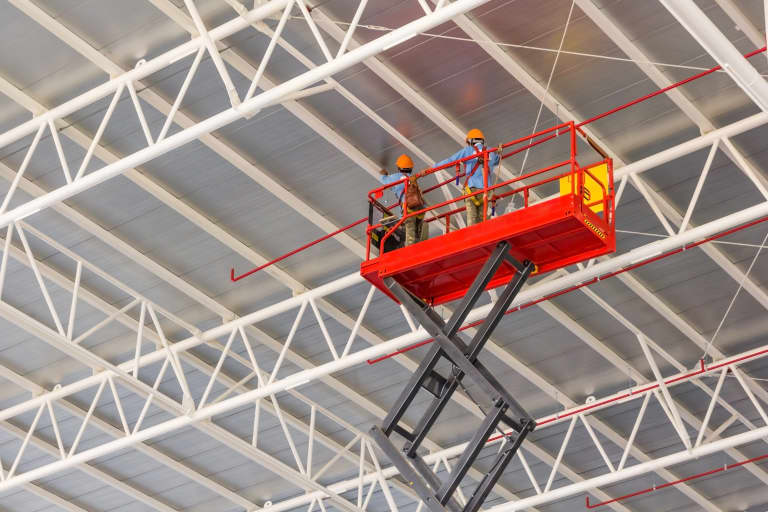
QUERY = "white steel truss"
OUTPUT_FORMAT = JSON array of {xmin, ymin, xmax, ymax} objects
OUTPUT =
[
  {"xmin": 0, "ymin": 2, "xmax": 764, "ymax": 510},
  {"xmin": 0, "ymin": 5, "xmax": 539, "ymax": 504},
  {"xmin": 0, "ymin": 3, "xmax": 641, "ymax": 509},
  {"xmin": 0, "ymin": 114, "xmax": 767, "ymax": 500},
  {"xmin": 0, "ymin": 0, "xmax": 489, "ymax": 228}
]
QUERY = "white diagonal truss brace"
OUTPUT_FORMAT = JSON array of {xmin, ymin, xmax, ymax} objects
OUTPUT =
[
  {"xmin": 0, "ymin": 0, "xmax": 489, "ymax": 228},
  {"xmin": 0, "ymin": 114, "xmax": 767, "ymax": 508}
]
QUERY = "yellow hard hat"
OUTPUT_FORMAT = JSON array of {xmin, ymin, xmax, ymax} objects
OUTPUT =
[
  {"xmin": 396, "ymin": 154, "xmax": 414, "ymax": 170},
  {"xmin": 467, "ymin": 128, "xmax": 485, "ymax": 144},
  {"xmin": 466, "ymin": 128, "xmax": 485, "ymax": 143}
]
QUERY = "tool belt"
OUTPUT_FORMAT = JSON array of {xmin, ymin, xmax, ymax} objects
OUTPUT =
[
  {"xmin": 464, "ymin": 185, "xmax": 484, "ymax": 207},
  {"xmin": 406, "ymin": 208, "xmax": 426, "ymax": 219}
]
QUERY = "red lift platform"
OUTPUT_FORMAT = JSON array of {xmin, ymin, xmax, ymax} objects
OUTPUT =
[{"xmin": 361, "ymin": 121, "xmax": 616, "ymax": 306}]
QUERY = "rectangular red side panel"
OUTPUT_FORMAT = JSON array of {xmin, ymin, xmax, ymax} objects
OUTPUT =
[{"xmin": 361, "ymin": 195, "xmax": 614, "ymax": 306}]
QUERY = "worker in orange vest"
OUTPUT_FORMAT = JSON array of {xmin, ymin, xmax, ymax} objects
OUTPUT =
[
  {"xmin": 436, "ymin": 129, "xmax": 502, "ymax": 226},
  {"xmin": 379, "ymin": 154, "xmax": 429, "ymax": 246}
]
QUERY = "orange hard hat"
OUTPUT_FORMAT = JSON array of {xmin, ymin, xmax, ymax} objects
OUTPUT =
[
  {"xmin": 466, "ymin": 128, "xmax": 485, "ymax": 143},
  {"xmin": 396, "ymin": 154, "xmax": 414, "ymax": 170}
]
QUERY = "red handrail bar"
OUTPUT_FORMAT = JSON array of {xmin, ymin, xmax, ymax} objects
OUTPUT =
[
  {"xmin": 422, "ymin": 171, "xmax": 467, "ymax": 194},
  {"xmin": 367, "ymin": 120, "xmax": 577, "ymax": 203},
  {"xmin": 369, "ymin": 156, "xmax": 581, "ymax": 254},
  {"xmin": 368, "ymin": 122, "xmax": 582, "ymax": 255},
  {"xmin": 577, "ymin": 46, "xmax": 767, "ymax": 129}
]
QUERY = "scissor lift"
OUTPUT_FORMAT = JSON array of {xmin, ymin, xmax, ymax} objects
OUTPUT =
[
  {"xmin": 370, "ymin": 242, "xmax": 535, "ymax": 512},
  {"xmin": 363, "ymin": 122, "xmax": 616, "ymax": 511}
]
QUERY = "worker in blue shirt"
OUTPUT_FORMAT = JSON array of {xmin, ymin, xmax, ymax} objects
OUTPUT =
[
  {"xmin": 378, "ymin": 154, "xmax": 428, "ymax": 246},
  {"xmin": 435, "ymin": 129, "xmax": 502, "ymax": 226}
]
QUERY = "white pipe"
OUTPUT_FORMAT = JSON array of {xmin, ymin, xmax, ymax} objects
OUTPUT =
[
  {"xmin": 0, "ymin": 0, "xmax": 490, "ymax": 229},
  {"xmin": 491, "ymin": 424, "xmax": 768, "ymax": 511},
  {"xmin": 537, "ymin": 111, "xmax": 768, "ymax": 204},
  {"xmin": 614, "ymin": 111, "xmax": 768, "ymax": 180},
  {"xmin": 660, "ymin": 0, "xmax": 768, "ymax": 112}
]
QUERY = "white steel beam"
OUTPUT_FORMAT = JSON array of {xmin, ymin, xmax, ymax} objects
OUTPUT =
[
  {"xmin": 0, "ymin": 11, "xmax": 464, "ymax": 452},
  {"xmin": 552, "ymin": 285, "xmax": 768, "ymax": 484},
  {"xmin": 576, "ymin": 0, "xmax": 768, "ymax": 199},
  {"xmin": 0, "ymin": 9, "xmax": 664, "ymax": 509},
  {"xmin": 0, "ymin": 224, "xmax": 378, "ymax": 508},
  {"xmin": 0, "ymin": 102, "xmax": 755, "ymax": 502},
  {"xmin": 0, "ymin": 0, "xmax": 490, "ymax": 228},
  {"xmin": 3, "ymin": 272, "xmax": 768, "ymax": 505},
  {"xmin": 2, "ymin": 1, "xmax": 362, "ymax": 260},
  {"xmin": 0, "ymin": 369, "xmax": 255, "ymax": 510},
  {"xmin": 568, "ymin": 0, "xmax": 768, "ymax": 404},
  {"xmin": 0, "ymin": 420, "xmax": 179, "ymax": 512},
  {"xmin": 208, "ymin": 338, "xmax": 768, "ymax": 512},
  {"xmin": 713, "ymin": 0, "xmax": 764, "ymax": 48},
  {"xmin": 148, "ymin": 12, "xmax": 766, "ymax": 484},
  {"xmin": 490, "ymin": 428, "xmax": 768, "ymax": 511},
  {"xmin": 0, "ymin": 90, "xmax": 521, "ymax": 510},
  {"xmin": 0, "ymin": 298, "xmax": 363, "ymax": 512},
  {"xmin": 661, "ymin": 0, "xmax": 768, "ymax": 112}
]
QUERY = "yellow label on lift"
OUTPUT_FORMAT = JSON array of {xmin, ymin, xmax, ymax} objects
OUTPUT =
[{"xmin": 560, "ymin": 163, "xmax": 608, "ymax": 213}]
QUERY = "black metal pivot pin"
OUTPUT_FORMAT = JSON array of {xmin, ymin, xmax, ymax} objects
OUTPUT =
[{"xmin": 370, "ymin": 242, "xmax": 535, "ymax": 512}]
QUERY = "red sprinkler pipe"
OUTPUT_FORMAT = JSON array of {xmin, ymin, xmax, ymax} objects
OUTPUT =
[
  {"xmin": 230, "ymin": 217, "xmax": 367, "ymax": 282},
  {"xmin": 366, "ymin": 214, "xmax": 768, "ymax": 364},
  {"xmin": 576, "ymin": 46, "xmax": 767, "ymax": 129},
  {"xmin": 585, "ymin": 453, "xmax": 768, "ymax": 509}
]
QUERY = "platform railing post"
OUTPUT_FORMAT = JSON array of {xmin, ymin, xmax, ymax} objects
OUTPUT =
[{"xmin": 483, "ymin": 148, "xmax": 489, "ymax": 222}]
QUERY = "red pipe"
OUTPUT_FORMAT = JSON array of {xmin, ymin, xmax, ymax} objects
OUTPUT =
[
  {"xmin": 366, "ymin": 214, "xmax": 768, "ymax": 364},
  {"xmin": 230, "ymin": 217, "xmax": 367, "ymax": 282},
  {"xmin": 585, "ymin": 453, "xmax": 768, "ymax": 509},
  {"xmin": 576, "ymin": 46, "xmax": 767, "ymax": 129},
  {"xmin": 232, "ymin": 48, "xmax": 767, "ymax": 283}
]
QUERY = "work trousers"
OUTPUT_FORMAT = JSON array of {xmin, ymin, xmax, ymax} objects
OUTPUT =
[
  {"xmin": 465, "ymin": 189, "xmax": 487, "ymax": 226},
  {"xmin": 404, "ymin": 213, "xmax": 429, "ymax": 246},
  {"xmin": 382, "ymin": 212, "xmax": 429, "ymax": 247}
]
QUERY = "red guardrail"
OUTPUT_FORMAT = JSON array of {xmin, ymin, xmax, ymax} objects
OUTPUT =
[{"xmin": 365, "ymin": 120, "xmax": 610, "ymax": 258}]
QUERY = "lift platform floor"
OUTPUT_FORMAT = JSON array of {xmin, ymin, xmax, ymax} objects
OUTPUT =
[{"xmin": 361, "ymin": 193, "xmax": 615, "ymax": 306}]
